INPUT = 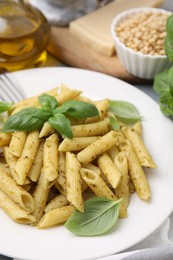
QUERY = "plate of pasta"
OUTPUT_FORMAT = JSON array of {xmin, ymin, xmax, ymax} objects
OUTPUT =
[{"xmin": 0, "ymin": 67, "xmax": 173, "ymax": 260}]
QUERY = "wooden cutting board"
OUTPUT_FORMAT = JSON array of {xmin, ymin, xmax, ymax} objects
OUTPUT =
[{"xmin": 47, "ymin": 0, "xmax": 164, "ymax": 83}]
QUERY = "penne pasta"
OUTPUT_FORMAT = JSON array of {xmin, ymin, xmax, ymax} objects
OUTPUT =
[
  {"xmin": 0, "ymin": 164, "xmax": 35, "ymax": 213},
  {"xmin": 32, "ymin": 170, "xmax": 50, "ymax": 224},
  {"xmin": 71, "ymin": 120, "xmax": 109, "ymax": 137},
  {"xmin": 44, "ymin": 194, "xmax": 68, "ymax": 213},
  {"xmin": 14, "ymin": 131, "xmax": 40, "ymax": 185},
  {"xmin": 122, "ymin": 126, "xmax": 157, "ymax": 168},
  {"xmin": 98, "ymin": 152, "xmax": 121, "ymax": 189},
  {"xmin": 80, "ymin": 168, "xmax": 127, "ymax": 218},
  {"xmin": 85, "ymin": 99, "xmax": 110, "ymax": 123},
  {"xmin": 66, "ymin": 152, "xmax": 83, "ymax": 212},
  {"xmin": 4, "ymin": 147, "xmax": 19, "ymax": 182},
  {"xmin": 81, "ymin": 162, "xmax": 101, "ymax": 175},
  {"xmin": 37, "ymin": 205, "xmax": 75, "ymax": 229},
  {"xmin": 28, "ymin": 140, "xmax": 44, "ymax": 182},
  {"xmin": 0, "ymin": 132, "xmax": 11, "ymax": 147},
  {"xmin": 77, "ymin": 130, "xmax": 124, "ymax": 164},
  {"xmin": 43, "ymin": 134, "xmax": 59, "ymax": 188},
  {"xmin": 59, "ymin": 136, "xmax": 100, "ymax": 152},
  {"xmin": 9, "ymin": 131, "xmax": 27, "ymax": 157},
  {"xmin": 56, "ymin": 84, "xmax": 82, "ymax": 105},
  {"xmin": 114, "ymin": 152, "xmax": 130, "ymax": 214},
  {"xmin": 39, "ymin": 122, "xmax": 55, "ymax": 138},
  {"xmin": 0, "ymin": 189, "xmax": 35, "ymax": 224},
  {"xmin": 133, "ymin": 121, "xmax": 142, "ymax": 136},
  {"xmin": 119, "ymin": 140, "xmax": 151, "ymax": 200},
  {"xmin": 56, "ymin": 151, "xmax": 66, "ymax": 194},
  {"xmin": 11, "ymin": 87, "xmax": 58, "ymax": 113}
]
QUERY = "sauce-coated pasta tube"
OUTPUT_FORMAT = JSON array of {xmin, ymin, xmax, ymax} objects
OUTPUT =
[
  {"xmin": 14, "ymin": 131, "xmax": 40, "ymax": 185},
  {"xmin": 0, "ymin": 132, "xmax": 11, "ymax": 147},
  {"xmin": 11, "ymin": 87, "xmax": 58, "ymax": 112},
  {"xmin": 37, "ymin": 205, "xmax": 75, "ymax": 229},
  {"xmin": 122, "ymin": 127, "xmax": 157, "ymax": 168},
  {"xmin": 119, "ymin": 140, "xmax": 151, "ymax": 200},
  {"xmin": 44, "ymin": 194, "xmax": 68, "ymax": 213},
  {"xmin": 114, "ymin": 152, "xmax": 130, "ymax": 214},
  {"xmin": 9, "ymin": 131, "xmax": 27, "ymax": 157},
  {"xmin": 59, "ymin": 136, "xmax": 100, "ymax": 152},
  {"xmin": 0, "ymin": 165, "xmax": 35, "ymax": 213},
  {"xmin": 56, "ymin": 151, "xmax": 66, "ymax": 195},
  {"xmin": 81, "ymin": 168, "xmax": 127, "ymax": 218},
  {"xmin": 98, "ymin": 152, "xmax": 121, "ymax": 189},
  {"xmin": 33, "ymin": 170, "xmax": 50, "ymax": 224},
  {"xmin": 85, "ymin": 99, "xmax": 109, "ymax": 123},
  {"xmin": 77, "ymin": 130, "xmax": 123, "ymax": 164},
  {"xmin": 0, "ymin": 189, "xmax": 35, "ymax": 224},
  {"xmin": 28, "ymin": 140, "xmax": 44, "ymax": 182},
  {"xmin": 43, "ymin": 134, "xmax": 59, "ymax": 188},
  {"xmin": 4, "ymin": 147, "xmax": 19, "ymax": 182},
  {"xmin": 56, "ymin": 84, "xmax": 82, "ymax": 105},
  {"xmin": 72, "ymin": 120, "xmax": 109, "ymax": 137},
  {"xmin": 39, "ymin": 122, "xmax": 55, "ymax": 138},
  {"xmin": 66, "ymin": 152, "xmax": 83, "ymax": 212}
]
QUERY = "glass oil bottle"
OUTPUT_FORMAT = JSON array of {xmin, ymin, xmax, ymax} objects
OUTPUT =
[{"xmin": 0, "ymin": 0, "xmax": 50, "ymax": 71}]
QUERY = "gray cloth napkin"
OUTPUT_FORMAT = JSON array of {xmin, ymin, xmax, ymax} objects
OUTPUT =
[
  {"xmin": 123, "ymin": 246, "xmax": 173, "ymax": 260},
  {"xmin": 28, "ymin": 0, "xmax": 100, "ymax": 26}
]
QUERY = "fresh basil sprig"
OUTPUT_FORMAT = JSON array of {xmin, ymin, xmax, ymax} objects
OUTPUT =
[
  {"xmin": 0, "ymin": 101, "xmax": 13, "ymax": 113},
  {"xmin": 153, "ymin": 14, "xmax": 173, "ymax": 119},
  {"xmin": 164, "ymin": 14, "xmax": 173, "ymax": 62},
  {"xmin": 2, "ymin": 107, "xmax": 51, "ymax": 132},
  {"xmin": 109, "ymin": 100, "xmax": 142, "ymax": 124},
  {"xmin": 54, "ymin": 100, "xmax": 99, "ymax": 118},
  {"xmin": 64, "ymin": 197, "xmax": 122, "ymax": 236},
  {"xmin": 48, "ymin": 113, "xmax": 73, "ymax": 139},
  {"xmin": 2, "ymin": 94, "xmax": 99, "ymax": 139}
]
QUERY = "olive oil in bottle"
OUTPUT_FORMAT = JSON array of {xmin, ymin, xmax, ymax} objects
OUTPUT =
[{"xmin": 0, "ymin": 0, "xmax": 50, "ymax": 71}]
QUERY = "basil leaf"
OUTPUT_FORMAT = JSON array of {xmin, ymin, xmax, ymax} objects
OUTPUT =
[
  {"xmin": 109, "ymin": 100, "xmax": 142, "ymax": 123},
  {"xmin": 110, "ymin": 116, "xmax": 120, "ymax": 131},
  {"xmin": 64, "ymin": 197, "xmax": 122, "ymax": 236},
  {"xmin": 160, "ymin": 90, "xmax": 173, "ymax": 117},
  {"xmin": 164, "ymin": 14, "xmax": 173, "ymax": 62},
  {"xmin": 0, "ymin": 101, "xmax": 13, "ymax": 113},
  {"xmin": 168, "ymin": 66, "xmax": 173, "ymax": 97},
  {"xmin": 38, "ymin": 94, "xmax": 59, "ymax": 111},
  {"xmin": 2, "ymin": 107, "xmax": 50, "ymax": 132},
  {"xmin": 54, "ymin": 100, "xmax": 99, "ymax": 118},
  {"xmin": 153, "ymin": 69, "xmax": 169, "ymax": 94},
  {"xmin": 48, "ymin": 113, "xmax": 73, "ymax": 139}
]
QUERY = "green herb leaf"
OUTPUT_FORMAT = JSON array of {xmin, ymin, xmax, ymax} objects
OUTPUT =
[
  {"xmin": 153, "ymin": 69, "xmax": 169, "ymax": 94},
  {"xmin": 160, "ymin": 90, "xmax": 173, "ymax": 117},
  {"xmin": 0, "ymin": 101, "xmax": 13, "ymax": 113},
  {"xmin": 164, "ymin": 14, "xmax": 173, "ymax": 62},
  {"xmin": 110, "ymin": 116, "xmax": 120, "ymax": 131},
  {"xmin": 109, "ymin": 100, "xmax": 142, "ymax": 123},
  {"xmin": 48, "ymin": 113, "xmax": 73, "ymax": 139},
  {"xmin": 168, "ymin": 66, "xmax": 173, "ymax": 97},
  {"xmin": 64, "ymin": 197, "xmax": 122, "ymax": 236},
  {"xmin": 38, "ymin": 94, "xmax": 59, "ymax": 111},
  {"xmin": 2, "ymin": 107, "xmax": 51, "ymax": 132},
  {"xmin": 54, "ymin": 100, "xmax": 99, "ymax": 118}
]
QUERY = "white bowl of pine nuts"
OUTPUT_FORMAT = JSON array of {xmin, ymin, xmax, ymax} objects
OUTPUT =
[{"xmin": 111, "ymin": 7, "xmax": 172, "ymax": 79}]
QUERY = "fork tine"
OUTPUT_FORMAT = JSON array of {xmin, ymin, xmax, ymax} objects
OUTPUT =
[
  {"xmin": 0, "ymin": 73, "xmax": 25, "ymax": 103},
  {"xmin": 4, "ymin": 74, "xmax": 25, "ymax": 101}
]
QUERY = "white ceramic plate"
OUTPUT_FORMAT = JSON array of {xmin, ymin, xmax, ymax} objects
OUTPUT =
[{"xmin": 1, "ymin": 67, "xmax": 173, "ymax": 260}]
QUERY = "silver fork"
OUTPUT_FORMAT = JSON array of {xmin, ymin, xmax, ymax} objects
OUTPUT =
[{"xmin": 0, "ymin": 73, "xmax": 25, "ymax": 103}]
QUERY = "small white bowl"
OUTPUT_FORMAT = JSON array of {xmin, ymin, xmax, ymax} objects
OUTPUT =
[{"xmin": 111, "ymin": 7, "xmax": 172, "ymax": 79}]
